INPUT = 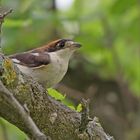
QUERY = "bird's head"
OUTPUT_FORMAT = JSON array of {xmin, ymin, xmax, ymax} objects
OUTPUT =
[
  {"xmin": 32, "ymin": 39, "xmax": 81, "ymax": 59},
  {"xmin": 45, "ymin": 39, "xmax": 82, "ymax": 52}
]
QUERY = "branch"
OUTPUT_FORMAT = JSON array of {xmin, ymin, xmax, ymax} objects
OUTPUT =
[
  {"xmin": 0, "ymin": 54, "xmax": 114, "ymax": 140},
  {"xmin": 79, "ymin": 99, "xmax": 91, "ymax": 132},
  {"xmin": 0, "ymin": 9, "xmax": 12, "ymax": 21},
  {"xmin": 0, "ymin": 80, "xmax": 48, "ymax": 140},
  {"xmin": 0, "ymin": 8, "xmax": 12, "ymax": 52}
]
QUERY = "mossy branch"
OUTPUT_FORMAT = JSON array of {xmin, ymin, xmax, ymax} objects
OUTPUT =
[{"xmin": 0, "ymin": 54, "xmax": 114, "ymax": 140}]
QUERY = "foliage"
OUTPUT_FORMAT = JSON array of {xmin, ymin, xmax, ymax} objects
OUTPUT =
[
  {"xmin": 0, "ymin": 118, "xmax": 27, "ymax": 140},
  {"xmin": 48, "ymin": 88, "xmax": 82, "ymax": 112},
  {"xmin": 48, "ymin": 88, "xmax": 66, "ymax": 101},
  {"xmin": 76, "ymin": 103, "xmax": 82, "ymax": 112}
]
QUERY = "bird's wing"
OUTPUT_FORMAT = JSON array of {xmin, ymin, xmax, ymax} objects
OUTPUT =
[{"xmin": 9, "ymin": 52, "xmax": 50, "ymax": 68}]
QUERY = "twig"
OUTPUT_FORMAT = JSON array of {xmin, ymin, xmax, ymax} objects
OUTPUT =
[
  {"xmin": 0, "ymin": 9, "xmax": 12, "ymax": 52},
  {"xmin": 87, "ymin": 117, "xmax": 114, "ymax": 140},
  {"xmin": 79, "ymin": 99, "xmax": 91, "ymax": 132},
  {"xmin": 0, "ymin": 9, "xmax": 12, "ymax": 21},
  {"xmin": 0, "ymin": 80, "xmax": 48, "ymax": 140}
]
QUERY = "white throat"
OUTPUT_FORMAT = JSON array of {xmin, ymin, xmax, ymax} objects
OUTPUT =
[{"xmin": 50, "ymin": 48, "xmax": 75, "ymax": 61}]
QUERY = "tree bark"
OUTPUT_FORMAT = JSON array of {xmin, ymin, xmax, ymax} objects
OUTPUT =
[{"xmin": 0, "ymin": 54, "xmax": 114, "ymax": 140}]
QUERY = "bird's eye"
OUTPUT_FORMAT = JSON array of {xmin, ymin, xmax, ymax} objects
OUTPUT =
[
  {"xmin": 56, "ymin": 40, "xmax": 67, "ymax": 50},
  {"xmin": 59, "ymin": 41, "xmax": 65, "ymax": 48}
]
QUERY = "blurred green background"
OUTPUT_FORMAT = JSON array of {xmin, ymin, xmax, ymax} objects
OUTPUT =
[{"xmin": 0, "ymin": 0, "xmax": 140, "ymax": 140}]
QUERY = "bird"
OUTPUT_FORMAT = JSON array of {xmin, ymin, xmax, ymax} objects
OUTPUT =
[{"xmin": 9, "ymin": 39, "xmax": 81, "ymax": 88}]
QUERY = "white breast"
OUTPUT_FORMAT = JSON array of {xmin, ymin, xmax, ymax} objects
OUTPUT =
[{"xmin": 40, "ymin": 52, "xmax": 69, "ymax": 87}]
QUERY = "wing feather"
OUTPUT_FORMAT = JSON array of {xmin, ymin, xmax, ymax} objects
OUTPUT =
[{"xmin": 9, "ymin": 52, "xmax": 50, "ymax": 67}]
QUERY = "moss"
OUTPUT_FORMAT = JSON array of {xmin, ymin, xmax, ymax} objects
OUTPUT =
[
  {"xmin": 1, "ymin": 58, "xmax": 17, "ymax": 86},
  {"xmin": 17, "ymin": 84, "xmax": 30, "ymax": 94}
]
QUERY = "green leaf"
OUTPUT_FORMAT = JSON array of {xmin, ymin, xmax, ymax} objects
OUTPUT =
[
  {"xmin": 76, "ymin": 103, "xmax": 82, "ymax": 112},
  {"xmin": 47, "ymin": 88, "xmax": 66, "ymax": 101},
  {"xmin": 67, "ymin": 105, "xmax": 76, "ymax": 110},
  {"xmin": 48, "ymin": 89, "xmax": 78, "ymax": 110},
  {"xmin": 0, "ymin": 118, "xmax": 27, "ymax": 140}
]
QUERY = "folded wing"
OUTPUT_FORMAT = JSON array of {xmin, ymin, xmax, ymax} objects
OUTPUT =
[{"xmin": 9, "ymin": 52, "xmax": 50, "ymax": 68}]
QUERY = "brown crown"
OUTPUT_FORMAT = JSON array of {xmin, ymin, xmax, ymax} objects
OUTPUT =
[{"xmin": 31, "ymin": 39, "xmax": 72, "ymax": 53}]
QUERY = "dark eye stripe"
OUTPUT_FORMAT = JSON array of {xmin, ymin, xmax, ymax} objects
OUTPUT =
[
  {"xmin": 57, "ymin": 39, "xmax": 72, "ymax": 48},
  {"xmin": 44, "ymin": 39, "xmax": 73, "ymax": 52},
  {"xmin": 59, "ymin": 41, "xmax": 65, "ymax": 48}
]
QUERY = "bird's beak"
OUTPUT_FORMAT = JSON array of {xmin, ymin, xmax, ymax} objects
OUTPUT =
[
  {"xmin": 67, "ymin": 41, "xmax": 82, "ymax": 48},
  {"xmin": 72, "ymin": 42, "xmax": 82, "ymax": 48}
]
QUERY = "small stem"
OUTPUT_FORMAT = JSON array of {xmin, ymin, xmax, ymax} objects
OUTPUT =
[
  {"xmin": 79, "ymin": 99, "xmax": 91, "ymax": 132},
  {"xmin": 0, "ymin": 8, "xmax": 12, "ymax": 52}
]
